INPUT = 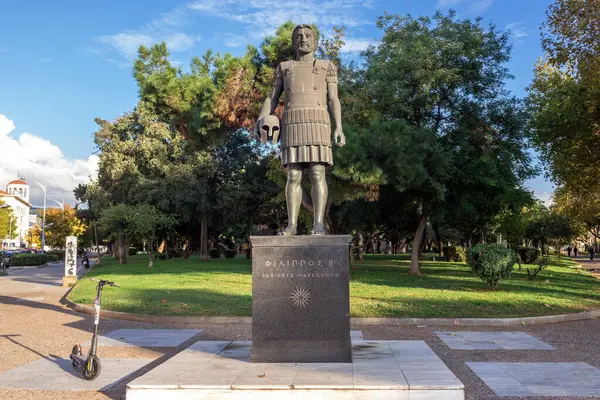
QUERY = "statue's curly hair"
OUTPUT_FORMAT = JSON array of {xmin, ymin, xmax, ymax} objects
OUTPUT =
[{"xmin": 291, "ymin": 24, "xmax": 319, "ymax": 48}]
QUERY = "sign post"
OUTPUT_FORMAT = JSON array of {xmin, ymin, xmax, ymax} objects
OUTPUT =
[{"xmin": 63, "ymin": 236, "xmax": 78, "ymax": 287}]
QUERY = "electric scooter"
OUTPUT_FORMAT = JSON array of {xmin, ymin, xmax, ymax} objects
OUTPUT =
[{"xmin": 70, "ymin": 278, "xmax": 119, "ymax": 380}]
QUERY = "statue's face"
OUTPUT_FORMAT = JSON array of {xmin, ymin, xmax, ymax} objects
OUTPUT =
[{"xmin": 294, "ymin": 28, "xmax": 316, "ymax": 54}]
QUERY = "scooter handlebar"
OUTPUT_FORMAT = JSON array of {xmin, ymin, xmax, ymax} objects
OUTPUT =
[{"xmin": 89, "ymin": 278, "xmax": 119, "ymax": 287}]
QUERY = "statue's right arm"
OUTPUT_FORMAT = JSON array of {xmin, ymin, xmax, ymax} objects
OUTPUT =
[{"xmin": 258, "ymin": 84, "xmax": 283, "ymax": 119}]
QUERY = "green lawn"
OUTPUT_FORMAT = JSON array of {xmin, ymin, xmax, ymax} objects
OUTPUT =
[{"xmin": 67, "ymin": 253, "xmax": 600, "ymax": 318}]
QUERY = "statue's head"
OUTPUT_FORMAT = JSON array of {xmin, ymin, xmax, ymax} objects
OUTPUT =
[{"xmin": 292, "ymin": 24, "xmax": 318, "ymax": 55}]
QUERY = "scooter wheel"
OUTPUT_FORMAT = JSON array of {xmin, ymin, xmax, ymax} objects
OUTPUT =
[
  {"xmin": 71, "ymin": 345, "xmax": 82, "ymax": 356},
  {"xmin": 82, "ymin": 357, "xmax": 101, "ymax": 381}
]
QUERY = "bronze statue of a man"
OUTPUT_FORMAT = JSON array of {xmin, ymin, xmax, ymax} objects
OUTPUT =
[{"xmin": 257, "ymin": 24, "xmax": 345, "ymax": 236}]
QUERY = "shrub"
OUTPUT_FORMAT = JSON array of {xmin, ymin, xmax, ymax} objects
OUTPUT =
[
  {"xmin": 210, "ymin": 249, "xmax": 221, "ymax": 258},
  {"xmin": 467, "ymin": 244, "xmax": 515, "ymax": 290},
  {"xmin": 47, "ymin": 250, "xmax": 65, "ymax": 259},
  {"xmin": 442, "ymin": 246, "xmax": 457, "ymax": 262},
  {"xmin": 128, "ymin": 248, "xmax": 138, "ymax": 256},
  {"xmin": 527, "ymin": 255, "xmax": 550, "ymax": 281},
  {"xmin": 155, "ymin": 253, "xmax": 167, "ymax": 260},
  {"xmin": 11, "ymin": 254, "xmax": 49, "ymax": 266},
  {"xmin": 455, "ymin": 246, "xmax": 467, "ymax": 262},
  {"xmin": 224, "ymin": 249, "xmax": 237, "ymax": 258},
  {"xmin": 517, "ymin": 247, "xmax": 540, "ymax": 264},
  {"xmin": 47, "ymin": 254, "xmax": 60, "ymax": 262}
]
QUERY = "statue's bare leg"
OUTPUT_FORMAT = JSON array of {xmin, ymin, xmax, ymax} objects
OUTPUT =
[
  {"xmin": 280, "ymin": 164, "xmax": 302, "ymax": 236},
  {"xmin": 309, "ymin": 163, "xmax": 327, "ymax": 235}
]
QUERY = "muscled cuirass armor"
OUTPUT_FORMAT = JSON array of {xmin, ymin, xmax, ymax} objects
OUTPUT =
[{"xmin": 279, "ymin": 59, "xmax": 332, "ymax": 149}]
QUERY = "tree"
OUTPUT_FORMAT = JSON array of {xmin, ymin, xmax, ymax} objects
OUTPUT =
[
  {"xmin": 129, "ymin": 204, "xmax": 177, "ymax": 267},
  {"xmin": 0, "ymin": 200, "xmax": 18, "ymax": 241},
  {"xmin": 529, "ymin": 0, "xmax": 600, "ymax": 220},
  {"xmin": 28, "ymin": 206, "xmax": 86, "ymax": 249},
  {"xmin": 353, "ymin": 11, "xmax": 529, "ymax": 274},
  {"xmin": 99, "ymin": 204, "xmax": 134, "ymax": 264}
]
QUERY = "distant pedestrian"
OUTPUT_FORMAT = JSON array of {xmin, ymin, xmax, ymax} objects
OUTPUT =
[
  {"xmin": 591, "ymin": 246, "xmax": 595, "ymax": 261},
  {"xmin": 574, "ymin": 246, "xmax": 579, "ymax": 258},
  {"xmin": 567, "ymin": 245, "xmax": 572, "ymax": 257}
]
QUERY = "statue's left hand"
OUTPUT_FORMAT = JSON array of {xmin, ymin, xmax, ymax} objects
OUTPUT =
[{"xmin": 334, "ymin": 128, "xmax": 346, "ymax": 147}]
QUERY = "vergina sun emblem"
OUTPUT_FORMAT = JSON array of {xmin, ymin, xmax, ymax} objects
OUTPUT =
[{"xmin": 289, "ymin": 287, "xmax": 311, "ymax": 308}]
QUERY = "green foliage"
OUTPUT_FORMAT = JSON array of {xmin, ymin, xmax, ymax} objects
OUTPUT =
[
  {"xmin": 467, "ymin": 244, "xmax": 515, "ymax": 290},
  {"xmin": 527, "ymin": 255, "xmax": 550, "ymax": 281},
  {"xmin": 11, "ymin": 254, "xmax": 49, "ymax": 266},
  {"xmin": 517, "ymin": 247, "xmax": 540, "ymax": 264},
  {"xmin": 0, "ymin": 200, "xmax": 19, "ymax": 240},
  {"xmin": 47, "ymin": 254, "xmax": 60, "ymax": 262},
  {"xmin": 209, "ymin": 249, "xmax": 221, "ymax": 258},
  {"xmin": 455, "ymin": 246, "xmax": 467, "ymax": 262},
  {"xmin": 128, "ymin": 248, "xmax": 138, "ymax": 256},
  {"xmin": 442, "ymin": 246, "xmax": 457, "ymax": 262},
  {"xmin": 47, "ymin": 250, "xmax": 65, "ymax": 259},
  {"xmin": 443, "ymin": 246, "xmax": 466, "ymax": 262},
  {"xmin": 223, "ymin": 249, "xmax": 237, "ymax": 258},
  {"xmin": 530, "ymin": 1, "xmax": 600, "ymax": 221}
]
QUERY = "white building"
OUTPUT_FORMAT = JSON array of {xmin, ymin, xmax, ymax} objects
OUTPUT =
[{"xmin": 1, "ymin": 179, "xmax": 32, "ymax": 249}]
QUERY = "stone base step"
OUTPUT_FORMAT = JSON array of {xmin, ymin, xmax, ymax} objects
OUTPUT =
[{"xmin": 127, "ymin": 340, "xmax": 464, "ymax": 400}]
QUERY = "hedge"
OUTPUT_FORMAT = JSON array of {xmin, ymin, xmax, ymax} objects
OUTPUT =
[{"xmin": 11, "ymin": 254, "xmax": 49, "ymax": 266}]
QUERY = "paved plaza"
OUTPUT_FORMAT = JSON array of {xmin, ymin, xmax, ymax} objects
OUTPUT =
[
  {"xmin": 436, "ymin": 331, "xmax": 555, "ymax": 350},
  {"xmin": 0, "ymin": 357, "xmax": 152, "ymax": 392},
  {"xmin": 82, "ymin": 328, "xmax": 201, "ymax": 347},
  {"xmin": 468, "ymin": 362, "xmax": 600, "ymax": 397}
]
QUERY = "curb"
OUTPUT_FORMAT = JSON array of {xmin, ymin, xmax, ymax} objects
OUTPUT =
[{"xmin": 59, "ymin": 296, "xmax": 600, "ymax": 326}]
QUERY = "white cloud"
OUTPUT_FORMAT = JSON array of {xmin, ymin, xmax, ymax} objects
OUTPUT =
[
  {"xmin": 505, "ymin": 21, "xmax": 528, "ymax": 43},
  {"xmin": 436, "ymin": 0, "xmax": 464, "ymax": 7},
  {"xmin": 0, "ymin": 114, "xmax": 98, "ymax": 207},
  {"xmin": 98, "ymin": 32, "xmax": 155, "ymax": 59},
  {"xmin": 94, "ymin": 5, "xmax": 201, "ymax": 61},
  {"xmin": 469, "ymin": 0, "xmax": 493, "ymax": 14},
  {"xmin": 341, "ymin": 37, "xmax": 378, "ymax": 53},
  {"xmin": 221, "ymin": 33, "xmax": 247, "ymax": 48},
  {"xmin": 436, "ymin": 0, "xmax": 494, "ymax": 14},
  {"xmin": 188, "ymin": 0, "xmax": 373, "ymax": 40}
]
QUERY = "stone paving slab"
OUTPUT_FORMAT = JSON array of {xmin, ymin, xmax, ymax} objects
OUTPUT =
[
  {"xmin": 0, "ymin": 357, "xmax": 153, "ymax": 391},
  {"xmin": 82, "ymin": 328, "xmax": 201, "ymax": 347},
  {"xmin": 436, "ymin": 331, "xmax": 554, "ymax": 350},
  {"xmin": 127, "ymin": 340, "xmax": 464, "ymax": 399},
  {"xmin": 467, "ymin": 362, "xmax": 600, "ymax": 397}
]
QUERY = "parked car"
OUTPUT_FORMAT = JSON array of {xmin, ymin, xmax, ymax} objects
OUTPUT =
[{"xmin": 0, "ymin": 251, "xmax": 10, "ymax": 269}]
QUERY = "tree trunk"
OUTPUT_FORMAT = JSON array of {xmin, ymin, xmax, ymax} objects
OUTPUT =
[
  {"xmin": 200, "ymin": 215, "xmax": 209, "ymax": 261},
  {"xmin": 357, "ymin": 233, "xmax": 365, "ymax": 260},
  {"xmin": 118, "ymin": 231, "xmax": 127, "ymax": 264},
  {"xmin": 93, "ymin": 222, "xmax": 101, "ymax": 264},
  {"xmin": 418, "ymin": 225, "xmax": 427, "ymax": 261},
  {"xmin": 148, "ymin": 234, "xmax": 154, "ymax": 268},
  {"xmin": 433, "ymin": 221, "xmax": 443, "ymax": 257},
  {"xmin": 409, "ymin": 204, "xmax": 430, "ymax": 275}
]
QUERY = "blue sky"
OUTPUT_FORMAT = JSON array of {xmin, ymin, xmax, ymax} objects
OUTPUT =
[{"xmin": 0, "ymin": 0, "xmax": 553, "ymax": 205}]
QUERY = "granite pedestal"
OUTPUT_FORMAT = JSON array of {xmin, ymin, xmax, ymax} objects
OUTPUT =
[{"xmin": 250, "ymin": 235, "xmax": 352, "ymax": 363}]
